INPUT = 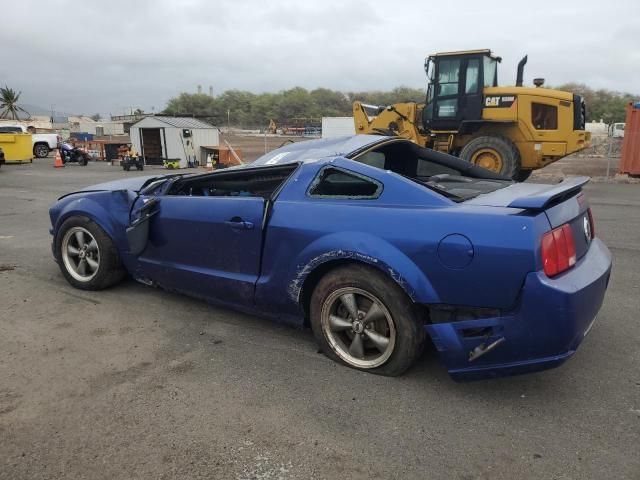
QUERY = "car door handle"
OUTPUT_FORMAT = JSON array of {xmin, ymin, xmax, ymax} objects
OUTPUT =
[{"xmin": 224, "ymin": 219, "xmax": 254, "ymax": 230}]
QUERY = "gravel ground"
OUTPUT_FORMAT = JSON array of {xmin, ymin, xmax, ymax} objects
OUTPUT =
[{"xmin": 0, "ymin": 159, "xmax": 638, "ymax": 479}]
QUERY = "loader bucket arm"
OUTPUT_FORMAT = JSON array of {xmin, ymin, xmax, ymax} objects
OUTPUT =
[{"xmin": 352, "ymin": 101, "xmax": 427, "ymax": 144}]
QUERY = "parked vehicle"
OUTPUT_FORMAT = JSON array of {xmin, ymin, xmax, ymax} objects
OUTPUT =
[
  {"xmin": 121, "ymin": 155, "xmax": 144, "ymax": 171},
  {"xmin": 59, "ymin": 142, "xmax": 90, "ymax": 166},
  {"xmin": 353, "ymin": 50, "xmax": 591, "ymax": 181},
  {"xmin": 48, "ymin": 135, "xmax": 612, "ymax": 380},
  {"xmin": 608, "ymin": 122, "xmax": 625, "ymax": 138},
  {"xmin": 121, "ymin": 146, "xmax": 144, "ymax": 171},
  {"xmin": 0, "ymin": 124, "xmax": 60, "ymax": 157}
]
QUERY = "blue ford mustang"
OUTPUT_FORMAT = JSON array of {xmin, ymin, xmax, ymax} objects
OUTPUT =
[{"xmin": 49, "ymin": 135, "xmax": 612, "ymax": 380}]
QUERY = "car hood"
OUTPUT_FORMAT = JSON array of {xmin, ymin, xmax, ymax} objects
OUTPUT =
[{"xmin": 80, "ymin": 176, "xmax": 157, "ymax": 193}]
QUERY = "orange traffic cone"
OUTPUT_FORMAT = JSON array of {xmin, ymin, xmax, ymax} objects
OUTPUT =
[{"xmin": 54, "ymin": 150, "xmax": 65, "ymax": 168}]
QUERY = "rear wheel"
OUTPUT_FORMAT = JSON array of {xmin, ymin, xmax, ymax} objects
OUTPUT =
[
  {"xmin": 310, "ymin": 264, "xmax": 425, "ymax": 376},
  {"xmin": 33, "ymin": 143, "xmax": 50, "ymax": 158},
  {"xmin": 460, "ymin": 135, "xmax": 521, "ymax": 179},
  {"xmin": 55, "ymin": 216, "xmax": 126, "ymax": 290}
]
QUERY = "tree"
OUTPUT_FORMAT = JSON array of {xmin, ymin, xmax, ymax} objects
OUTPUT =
[
  {"xmin": 164, "ymin": 92, "xmax": 218, "ymax": 118},
  {"xmin": 134, "ymin": 108, "xmax": 144, "ymax": 115},
  {"xmin": 0, "ymin": 86, "xmax": 29, "ymax": 120},
  {"xmin": 160, "ymin": 83, "xmax": 639, "ymax": 128},
  {"xmin": 90, "ymin": 113, "xmax": 102, "ymax": 121},
  {"xmin": 556, "ymin": 83, "xmax": 636, "ymax": 124}
]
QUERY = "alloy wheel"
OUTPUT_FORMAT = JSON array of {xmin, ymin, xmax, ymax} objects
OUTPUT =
[
  {"xmin": 61, "ymin": 227, "xmax": 100, "ymax": 282},
  {"xmin": 320, "ymin": 287, "xmax": 396, "ymax": 369}
]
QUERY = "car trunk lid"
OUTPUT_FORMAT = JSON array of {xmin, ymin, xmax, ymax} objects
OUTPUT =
[{"xmin": 466, "ymin": 177, "xmax": 593, "ymax": 262}]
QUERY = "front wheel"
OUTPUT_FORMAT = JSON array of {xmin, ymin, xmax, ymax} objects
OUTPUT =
[
  {"xmin": 459, "ymin": 135, "xmax": 521, "ymax": 179},
  {"xmin": 55, "ymin": 216, "xmax": 126, "ymax": 290},
  {"xmin": 310, "ymin": 264, "xmax": 425, "ymax": 376}
]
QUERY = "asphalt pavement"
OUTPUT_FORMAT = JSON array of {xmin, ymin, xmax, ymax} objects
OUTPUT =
[{"xmin": 0, "ymin": 159, "xmax": 638, "ymax": 479}]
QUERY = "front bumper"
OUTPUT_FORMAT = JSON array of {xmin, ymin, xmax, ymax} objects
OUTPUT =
[{"xmin": 426, "ymin": 238, "xmax": 612, "ymax": 381}]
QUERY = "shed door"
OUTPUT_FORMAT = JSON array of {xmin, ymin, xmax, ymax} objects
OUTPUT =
[{"xmin": 140, "ymin": 128, "xmax": 164, "ymax": 164}]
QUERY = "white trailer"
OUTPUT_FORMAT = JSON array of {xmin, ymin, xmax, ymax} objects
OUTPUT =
[{"xmin": 322, "ymin": 117, "xmax": 355, "ymax": 138}]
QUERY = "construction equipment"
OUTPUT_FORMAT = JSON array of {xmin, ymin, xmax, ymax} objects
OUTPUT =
[{"xmin": 353, "ymin": 50, "xmax": 590, "ymax": 180}]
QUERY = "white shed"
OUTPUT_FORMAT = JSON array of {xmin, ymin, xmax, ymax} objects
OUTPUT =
[{"xmin": 130, "ymin": 116, "xmax": 219, "ymax": 167}]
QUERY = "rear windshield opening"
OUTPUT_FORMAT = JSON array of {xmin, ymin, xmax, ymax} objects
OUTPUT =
[{"xmin": 351, "ymin": 140, "xmax": 512, "ymax": 201}]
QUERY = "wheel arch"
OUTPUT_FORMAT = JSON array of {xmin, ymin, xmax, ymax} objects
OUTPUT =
[
  {"xmin": 53, "ymin": 197, "xmax": 125, "ymax": 251},
  {"xmin": 292, "ymin": 236, "xmax": 440, "ymax": 322},
  {"xmin": 33, "ymin": 141, "xmax": 50, "ymax": 155}
]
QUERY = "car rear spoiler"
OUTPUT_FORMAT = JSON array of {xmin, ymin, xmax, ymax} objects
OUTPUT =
[{"xmin": 507, "ymin": 177, "xmax": 590, "ymax": 210}]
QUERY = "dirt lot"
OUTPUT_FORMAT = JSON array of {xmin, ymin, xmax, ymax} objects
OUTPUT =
[
  {"xmin": 0, "ymin": 159, "xmax": 639, "ymax": 479},
  {"xmin": 221, "ymin": 133, "xmax": 309, "ymax": 163}
]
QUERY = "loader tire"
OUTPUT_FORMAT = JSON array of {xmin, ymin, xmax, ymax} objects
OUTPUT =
[{"xmin": 460, "ymin": 135, "xmax": 521, "ymax": 179}]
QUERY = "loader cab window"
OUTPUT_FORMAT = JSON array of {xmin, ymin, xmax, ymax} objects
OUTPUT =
[
  {"xmin": 436, "ymin": 58, "xmax": 460, "ymax": 118},
  {"xmin": 465, "ymin": 59, "xmax": 480, "ymax": 94},
  {"xmin": 483, "ymin": 56, "xmax": 498, "ymax": 87},
  {"xmin": 437, "ymin": 59, "xmax": 460, "ymax": 97}
]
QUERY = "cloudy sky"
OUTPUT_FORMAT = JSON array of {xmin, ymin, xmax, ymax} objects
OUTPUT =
[{"xmin": 2, "ymin": 0, "xmax": 639, "ymax": 116}]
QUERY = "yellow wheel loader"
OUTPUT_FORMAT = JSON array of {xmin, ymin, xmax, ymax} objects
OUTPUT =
[{"xmin": 353, "ymin": 50, "xmax": 590, "ymax": 181}]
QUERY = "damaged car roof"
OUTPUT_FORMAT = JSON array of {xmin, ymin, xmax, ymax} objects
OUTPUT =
[{"xmin": 250, "ymin": 135, "xmax": 393, "ymax": 167}]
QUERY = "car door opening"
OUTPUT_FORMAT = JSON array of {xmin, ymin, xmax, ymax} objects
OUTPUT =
[{"xmin": 168, "ymin": 164, "xmax": 298, "ymax": 199}]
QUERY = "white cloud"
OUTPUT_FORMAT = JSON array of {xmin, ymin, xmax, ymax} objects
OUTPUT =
[{"xmin": 2, "ymin": 0, "xmax": 638, "ymax": 114}]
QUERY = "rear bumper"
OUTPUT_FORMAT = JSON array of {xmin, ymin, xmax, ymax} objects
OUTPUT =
[{"xmin": 426, "ymin": 238, "xmax": 612, "ymax": 381}]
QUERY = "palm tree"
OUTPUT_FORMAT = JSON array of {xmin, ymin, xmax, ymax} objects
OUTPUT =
[{"xmin": 0, "ymin": 86, "xmax": 30, "ymax": 120}]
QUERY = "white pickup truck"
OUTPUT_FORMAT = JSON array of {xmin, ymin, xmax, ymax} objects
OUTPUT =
[{"xmin": 0, "ymin": 125, "xmax": 61, "ymax": 158}]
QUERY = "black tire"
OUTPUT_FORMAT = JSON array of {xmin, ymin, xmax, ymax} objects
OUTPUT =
[
  {"xmin": 124, "ymin": 165, "xmax": 130, "ymax": 171},
  {"xmin": 33, "ymin": 143, "xmax": 50, "ymax": 158},
  {"xmin": 514, "ymin": 169, "xmax": 532, "ymax": 182},
  {"xmin": 459, "ymin": 135, "xmax": 521, "ymax": 179},
  {"xmin": 138, "ymin": 165, "xmax": 144, "ymax": 171},
  {"xmin": 55, "ymin": 216, "xmax": 126, "ymax": 290},
  {"xmin": 310, "ymin": 264, "xmax": 425, "ymax": 376}
]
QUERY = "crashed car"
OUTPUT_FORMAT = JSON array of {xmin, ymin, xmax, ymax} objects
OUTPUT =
[{"xmin": 48, "ymin": 135, "xmax": 612, "ymax": 380}]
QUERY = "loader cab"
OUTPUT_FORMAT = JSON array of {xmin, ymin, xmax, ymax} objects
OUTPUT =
[{"xmin": 423, "ymin": 50, "xmax": 500, "ymax": 131}]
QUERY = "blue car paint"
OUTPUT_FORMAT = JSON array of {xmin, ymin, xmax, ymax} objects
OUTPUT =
[
  {"xmin": 49, "ymin": 135, "xmax": 612, "ymax": 380},
  {"xmin": 133, "ymin": 195, "xmax": 265, "ymax": 306},
  {"xmin": 428, "ymin": 238, "xmax": 611, "ymax": 380}
]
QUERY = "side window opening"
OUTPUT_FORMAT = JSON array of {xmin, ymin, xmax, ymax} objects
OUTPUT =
[
  {"xmin": 309, "ymin": 168, "xmax": 382, "ymax": 199},
  {"xmin": 169, "ymin": 164, "xmax": 297, "ymax": 199},
  {"xmin": 532, "ymin": 103, "xmax": 558, "ymax": 130}
]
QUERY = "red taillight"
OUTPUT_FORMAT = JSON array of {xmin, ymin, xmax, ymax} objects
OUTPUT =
[
  {"xmin": 541, "ymin": 224, "xmax": 576, "ymax": 277},
  {"xmin": 587, "ymin": 208, "xmax": 595, "ymax": 237}
]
